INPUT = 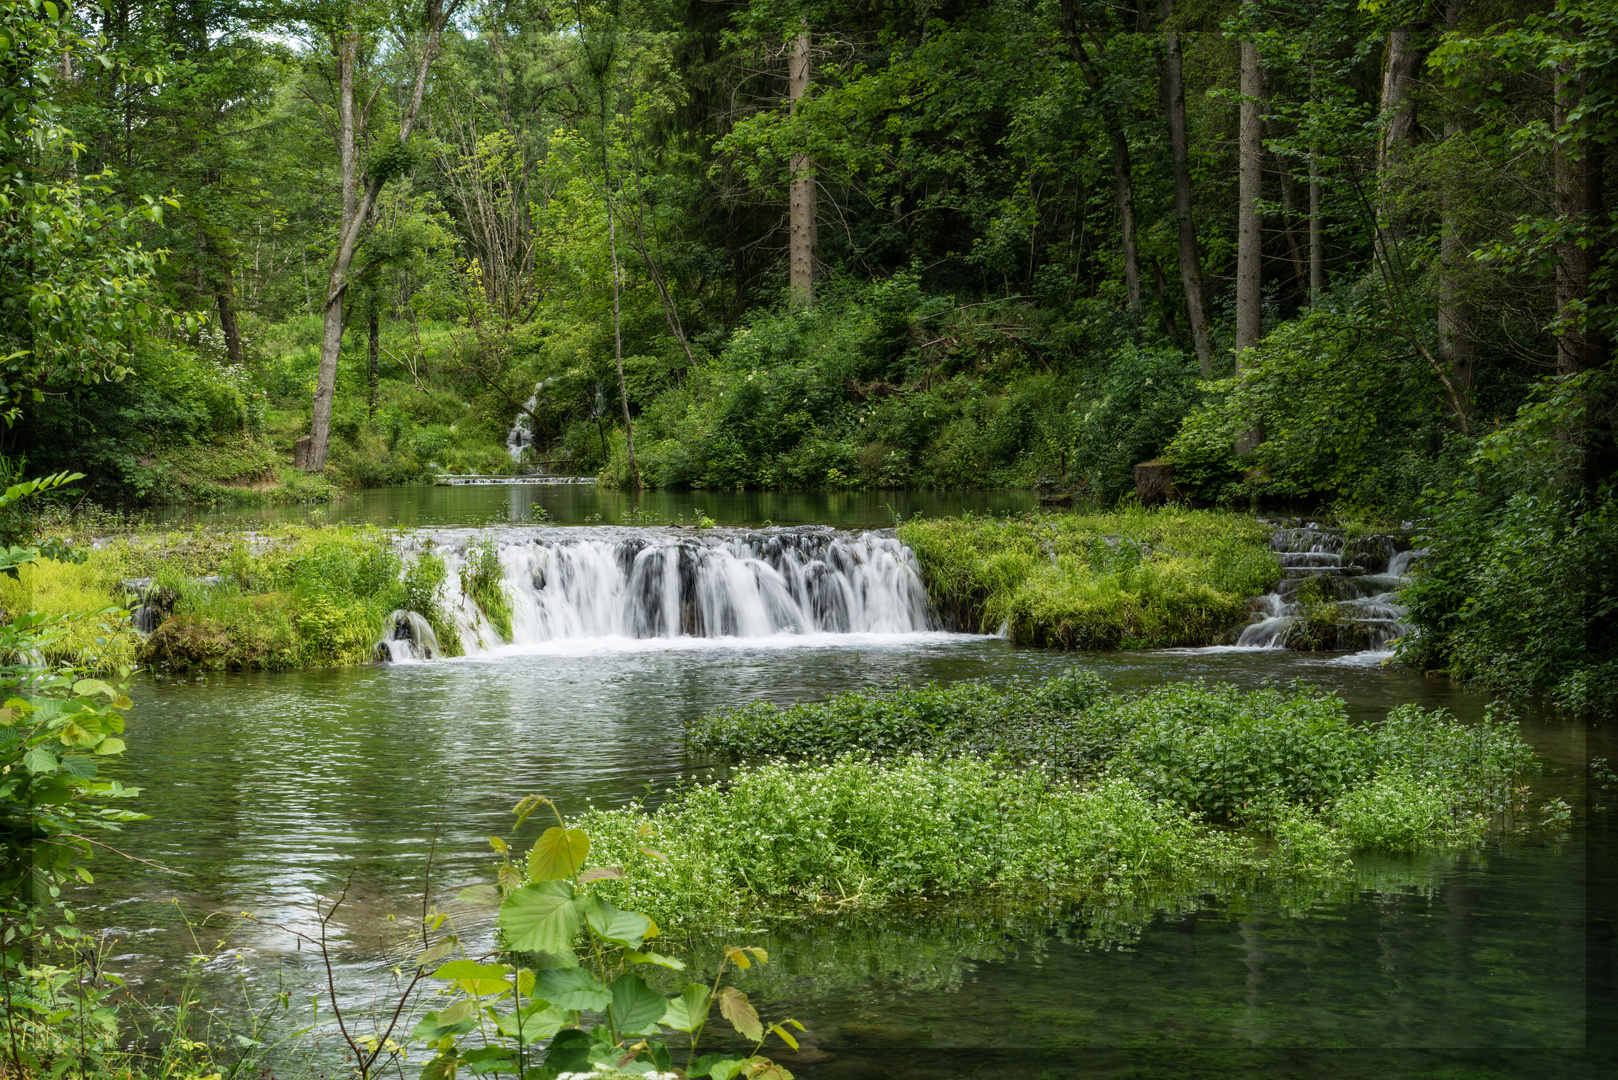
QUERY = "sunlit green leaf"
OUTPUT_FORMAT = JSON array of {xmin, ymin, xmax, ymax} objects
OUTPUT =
[
  {"xmin": 498, "ymin": 880, "xmax": 580, "ymax": 960},
  {"xmin": 528, "ymin": 826, "xmax": 589, "ymax": 881}
]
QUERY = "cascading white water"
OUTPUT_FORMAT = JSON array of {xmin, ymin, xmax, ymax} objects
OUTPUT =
[
  {"xmin": 504, "ymin": 381, "xmax": 544, "ymax": 466},
  {"xmin": 400, "ymin": 526, "xmax": 933, "ymax": 657},
  {"xmin": 375, "ymin": 610, "xmax": 442, "ymax": 661},
  {"xmin": 1236, "ymin": 525, "xmax": 1424, "ymax": 651}
]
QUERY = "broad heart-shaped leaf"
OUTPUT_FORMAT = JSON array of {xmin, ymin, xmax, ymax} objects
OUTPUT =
[
  {"xmin": 660, "ymin": 983, "xmax": 710, "ymax": 1034},
  {"xmin": 585, "ymin": 894, "xmax": 651, "ymax": 949},
  {"xmin": 528, "ymin": 826, "xmax": 590, "ymax": 881},
  {"xmin": 493, "ymin": 1000, "xmax": 570, "ymax": 1044},
  {"xmin": 499, "ymin": 880, "xmax": 581, "ymax": 961},
  {"xmin": 430, "ymin": 960, "xmax": 512, "ymax": 997},
  {"xmin": 716, "ymin": 985, "xmax": 762, "ymax": 1043},
  {"xmin": 535, "ymin": 966, "xmax": 611, "ymax": 1012},
  {"xmin": 607, "ymin": 972, "xmax": 667, "ymax": 1036}
]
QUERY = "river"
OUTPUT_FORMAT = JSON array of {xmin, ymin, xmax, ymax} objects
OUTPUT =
[{"xmin": 86, "ymin": 488, "xmax": 1611, "ymax": 1077}]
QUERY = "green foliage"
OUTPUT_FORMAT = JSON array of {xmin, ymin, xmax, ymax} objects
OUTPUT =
[
  {"xmin": 578, "ymin": 757, "xmax": 1244, "ymax": 923},
  {"xmin": 1399, "ymin": 370, "xmax": 1618, "ymax": 711},
  {"xmin": 897, "ymin": 509, "xmax": 1278, "ymax": 646},
  {"xmin": 0, "ymin": 478, "xmax": 142, "ymax": 968},
  {"xmin": 404, "ymin": 798, "xmax": 801, "ymax": 1080},
  {"xmin": 683, "ymin": 673, "xmax": 1539, "ymax": 869},
  {"xmin": 688, "ymin": 670, "xmax": 1116, "ymax": 771},
  {"xmin": 403, "ymin": 547, "xmax": 464, "ymax": 658},
  {"xmin": 460, "ymin": 537, "xmax": 514, "ymax": 642}
]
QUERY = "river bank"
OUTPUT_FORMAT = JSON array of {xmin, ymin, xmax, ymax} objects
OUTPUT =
[{"xmin": 8, "ymin": 506, "xmax": 1416, "ymax": 674}]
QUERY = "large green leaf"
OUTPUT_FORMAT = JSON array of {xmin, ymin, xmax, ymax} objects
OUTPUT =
[
  {"xmin": 535, "ymin": 966, "xmax": 611, "ymax": 1012},
  {"xmin": 493, "ymin": 1000, "xmax": 570, "ymax": 1044},
  {"xmin": 498, "ymin": 880, "xmax": 581, "ymax": 960},
  {"xmin": 528, "ymin": 827, "xmax": 590, "ymax": 881},
  {"xmin": 608, "ymin": 972, "xmax": 668, "ymax": 1036},
  {"xmin": 660, "ymin": 983, "xmax": 710, "ymax": 1033},
  {"xmin": 431, "ymin": 960, "xmax": 512, "ymax": 997},
  {"xmin": 584, "ymin": 893, "xmax": 650, "ymax": 950}
]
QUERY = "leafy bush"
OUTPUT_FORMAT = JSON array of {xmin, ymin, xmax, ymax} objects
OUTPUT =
[
  {"xmin": 578, "ymin": 757, "xmax": 1243, "ymax": 923},
  {"xmin": 1398, "ymin": 369, "xmax": 1618, "ymax": 711},
  {"xmin": 686, "ymin": 674, "xmax": 1539, "ymax": 861},
  {"xmin": 897, "ymin": 508, "xmax": 1278, "ymax": 645}
]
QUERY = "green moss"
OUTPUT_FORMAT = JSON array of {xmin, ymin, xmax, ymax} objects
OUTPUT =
[{"xmin": 898, "ymin": 509, "xmax": 1278, "ymax": 648}]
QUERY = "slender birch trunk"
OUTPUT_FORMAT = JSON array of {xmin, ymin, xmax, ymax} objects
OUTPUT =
[{"xmin": 307, "ymin": 1, "xmax": 456, "ymax": 473}]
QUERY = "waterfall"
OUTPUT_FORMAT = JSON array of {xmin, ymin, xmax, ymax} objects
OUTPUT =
[
  {"xmin": 1236, "ymin": 525, "xmax": 1423, "ymax": 651},
  {"xmin": 504, "ymin": 382, "xmax": 543, "ymax": 466},
  {"xmin": 399, "ymin": 526, "xmax": 933, "ymax": 657}
]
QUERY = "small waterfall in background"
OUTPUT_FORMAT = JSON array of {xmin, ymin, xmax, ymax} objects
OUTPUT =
[
  {"xmin": 1237, "ymin": 524, "xmax": 1423, "ymax": 651},
  {"xmin": 398, "ymin": 526, "xmax": 932, "ymax": 656},
  {"xmin": 504, "ymin": 382, "xmax": 544, "ymax": 467}
]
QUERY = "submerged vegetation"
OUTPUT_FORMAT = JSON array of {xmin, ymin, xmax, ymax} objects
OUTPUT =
[{"xmin": 898, "ymin": 509, "xmax": 1278, "ymax": 646}]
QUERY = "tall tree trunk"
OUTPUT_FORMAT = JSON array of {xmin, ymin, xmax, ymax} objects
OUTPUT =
[
  {"xmin": 1377, "ymin": 28, "xmax": 1425, "ymax": 248},
  {"xmin": 367, "ymin": 298, "xmax": 380, "ymax": 421},
  {"xmin": 1309, "ymin": 61, "xmax": 1324, "ymax": 306},
  {"xmin": 307, "ymin": 1, "xmax": 455, "ymax": 473},
  {"xmin": 1272, "ymin": 141, "xmax": 1308, "ymax": 294},
  {"xmin": 606, "ymin": 197, "xmax": 640, "ymax": 489},
  {"xmin": 599, "ymin": 92, "xmax": 641, "ymax": 489},
  {"xmin": 1163, "ymin": 1, "xmax": 1213, "ymax": 371},
  {"xmin": 1437, "ymin": 0, "xmax": 1473, "ymax": 424},
  {"xmin": 203, "ymin": 234, "xmax": 244, "ymax": 365},
  {"xmin": 1061, "ymin": 1, "xmax": 1141, "ymax": 321},
  {"xmin": 1235, "ymin": 40, "xmax": 1265, "ymax": 454},
  {"xmin": 788, "ymin": 31, "xmax": 815, "ymax": 308},
  {"xmin": 1555, "ymin": 58, "xmax": 1607, "ymax": 377}
]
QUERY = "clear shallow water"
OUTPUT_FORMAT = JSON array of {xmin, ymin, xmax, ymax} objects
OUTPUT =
[
  {"xmin": 87, "ymin": 633, "xmax": 1611, "ymax": 1075},
  {"xmin": 149, "ymin": 484, "xmax": 1042, "ymax": 529}
]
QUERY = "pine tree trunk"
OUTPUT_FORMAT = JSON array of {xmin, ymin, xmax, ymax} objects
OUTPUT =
[
  {"xmin": 788, "ymin": 31, "xmax": 815, "ymax": 308},
  {"xmin": 1163, "ymin": 3, "xmax": 1212, "ymax": 372},
  {"xmin": 1235, "ymin": 40, "xmax": 1265, "ymax": 454},
  {"xmin": 1377, "ymin": 28, "xmax": 1425, "ymax": 248}
]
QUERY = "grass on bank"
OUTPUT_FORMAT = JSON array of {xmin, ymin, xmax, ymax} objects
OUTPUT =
[
  {"xmin": 2, "ymin": 526, "xmax": 519, "ymax": 670},
  {"xmin": 896, "ymin": 508, "xmax": 1279, "ymax": 647}
]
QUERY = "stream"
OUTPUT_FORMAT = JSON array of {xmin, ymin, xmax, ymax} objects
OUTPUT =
[{"xmin": 85, "ymin": 490, "xmax": 1612, "ymax": 1077}]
